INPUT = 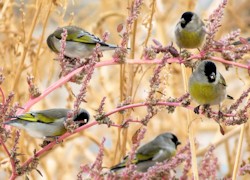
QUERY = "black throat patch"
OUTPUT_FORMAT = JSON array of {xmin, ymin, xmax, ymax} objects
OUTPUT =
[
  {"xmin": 204, "ymin": 61, "xmax": 217, "ymax": 83},
  {"xmin": 180, "ymin": 12, "xmax": 193, "ymax": 28}
]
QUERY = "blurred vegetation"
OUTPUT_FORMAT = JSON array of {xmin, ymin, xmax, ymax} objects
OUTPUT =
[{"xmin": 0, "ymin": 0, "xmax": 249, "ymax": 179}]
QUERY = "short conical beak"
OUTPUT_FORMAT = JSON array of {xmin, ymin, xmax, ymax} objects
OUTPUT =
[{"xmin": 180, "ymin": 18, "xmax": 185, "ymax": 24}]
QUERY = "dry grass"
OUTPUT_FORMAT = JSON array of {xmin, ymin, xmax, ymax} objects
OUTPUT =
[{"xmin": 0, "ymin": 0, "xmax": 250, "ymax": 179}]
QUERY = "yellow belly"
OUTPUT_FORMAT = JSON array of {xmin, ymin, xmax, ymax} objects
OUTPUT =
[
  {"xmin": 177, "ymin": 30, "xmax": 204, "ymax": 48},
  {"xmin": 189, "ymin": 82, "xmax": 223, "ymax": 105}
]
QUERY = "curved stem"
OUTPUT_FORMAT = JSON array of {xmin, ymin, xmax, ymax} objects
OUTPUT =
[
  {"xmin": 16, "ymin": 55, "xmax": 248, "ymax": 115},
  {"xmin": 232, "ymin": 124, "xmax": 245, "ymax": 180},
  {"xmin": 211, "ymin": 56, "xmax": 249, "ymax": 69},
  {"xmin": 13, "ymin": 98, "xmax": 237, "ymax": 178},
  {"xmin": 197, "ymin": 126, "xmax": 241, "ymax": 156},
  {"xmin": 12, "ymin": 1, "xmax": 42, "ymax": 91},
  {"xmin": 20, "ymin": 121, "xmax": 97, "ymax": 170},
  {"xmin": 0, "ymin": 86, "xmax": 5, "ymax": 104},
  {"xmin": 180, "ymin": 64, "xmax": 199, "ymax": 180},
  {"xmin": 0, "ymin": 138, "xmax": 17, "ymax": 177}
]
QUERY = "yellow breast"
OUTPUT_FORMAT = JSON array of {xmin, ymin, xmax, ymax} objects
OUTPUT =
[
  {"xmin": 177, "ymin": 30, "xmax": 203, "ymax": 48},
  {"xmin": 189, "ymin": 82, "xmax": 220, "ymax": 105}
]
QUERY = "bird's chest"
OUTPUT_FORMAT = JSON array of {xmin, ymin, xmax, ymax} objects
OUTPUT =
[
  {"xmin": 189, "ymin": 82, "xmax": 224, "ymax": 105},
  {"xmin": 177, "ymin": 29, "xmax": 204, "ymax": 48}
]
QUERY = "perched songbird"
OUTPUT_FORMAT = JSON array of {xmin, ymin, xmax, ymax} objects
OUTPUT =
[
  {"xmin": 110, "ymin": 132, "xmax": 181, "ymax": 172},
  {"xmin": 47, "ymin": 26, "xmax": 118, "ymax": 59},
  {"xmin": 4, "ymin": 108, "xmax": 89, "ymax": 140},
  {"xmin": 189, "ymin": 60, "xmax": 233, "ymax": 113},
  {"xmin": 175, "ymin": 11, "xmax": 206, "ymax": 49}
]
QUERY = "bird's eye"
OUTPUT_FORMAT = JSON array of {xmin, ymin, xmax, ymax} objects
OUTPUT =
[{"xmin": 31, "ymin": 113, "xmax": 35, "ymax": 117}]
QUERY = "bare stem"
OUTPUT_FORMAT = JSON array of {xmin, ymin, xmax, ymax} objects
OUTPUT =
[
  {"xmin": 232, "ymin": 124, "xmax": 245, "ymax": 180},
  {"xmin": 12, "ymin": 1, "xmax": 42, "ymax": 91},
  {"xmin": 0, "ymin": 137, "xmax": 16, "ymax": 177},
  {"xmin": 180, "ymin": 64, "xmax": 199, "ymax": 180}
]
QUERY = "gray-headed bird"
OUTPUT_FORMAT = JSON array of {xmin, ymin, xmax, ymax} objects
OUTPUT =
[
  {"xmin": 110, "ymin": 132, "xmax": 181, "ymax": 172},
  {"xmin": 47, "ymin": 26, "xmax": 118, "ymax": 59},
  {"xmin": 175, "ymin": 11, "xmax": 206, "ymax": 49},
  {"xmin": 189, "ymin": 60, "xmax": 233, "ymax": 113}
]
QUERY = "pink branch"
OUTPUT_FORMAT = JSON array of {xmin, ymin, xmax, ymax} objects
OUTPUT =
[
  {"xmin": 19, "ymin": 121, "xmax": 97, "ymax": 173},
  {"xmin": 211, "ymin": 56, "xmax": 250, "ymax": 69},
  {"xmin": 0, "ymin": 138, "xmax": 16, "ymax": 176},
  {"xmin": 16, "ymin": 55, "xmax": 248, "ymax": 115},
  {"xmin": 105, "ymin": 101, "xmax": 235, "ymax": 118},
  {"xmin": 16, "ymin": 67, "xmax": 84, "ymax": 115},
  {"xmin": 15, "ymin": 99, "xmax": 237, "ymax": 177}
]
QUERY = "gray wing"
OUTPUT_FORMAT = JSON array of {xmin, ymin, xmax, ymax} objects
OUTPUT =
[
  {"xmin": 137, "ymin": 137, "xmax": 163, "ymax": 156},
  {"xmin": 219, "ymin": 73, "xmax": 227, "ymax": 87},
  {"xmin": 35, "ymin": 108, "xmax": 70, "ymax": 119}
]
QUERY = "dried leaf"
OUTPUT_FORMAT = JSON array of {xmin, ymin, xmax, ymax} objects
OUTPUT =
[
  {"xmin": 219, "ymin": 124, "xmax": 225, "ymax": 135},
  {"xmin": 132, "ymin": 128, "xmax": 141, "ymax": 144},
  {"xmin": 117, "ymin": 24, "xmax": 123, "ymax": 33},
  {"xmin": 239, "ymin": 37, "xmax": 250, "ymax": 44}
]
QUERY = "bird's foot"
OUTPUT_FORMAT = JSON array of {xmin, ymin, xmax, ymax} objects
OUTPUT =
[
  {"xmin": 218, "ymin": 111, "xmax": 224, "ymax": 119},
  {"xmin": 54, "ymin": 137, "xmax": 63, "ymax": 144},
  {"xmin": 194, "ymin": 105, "xmax": 200, "ymax": 114},
  {"xmin": 44, "ymin": 136, "xmax": 63, "ymax": 144},
  {"xmin": 40, "ymin": 140, "xmax": 52, "ymax": 148}
]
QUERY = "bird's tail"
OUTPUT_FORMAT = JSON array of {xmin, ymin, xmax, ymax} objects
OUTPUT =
[
  {"xmin": 227, "ymin": 95, "xmax": 234, "ymax": 100},
  {"xmin": 107, "ymin": 43, "xmax": 119, "ymax": 49},
  {"xmin": 110, "ymin": 161, "xmax": 126, "ymax": 171},
  {"xmin": 3, "ymin": 119, "xmax": 20, "ymax": 126},
  {"xmin": 99, "ymin": 42, "xmax": 131, "ymax": 51},
  {"xmin": 110, "ymin": 44, "xmax": 131, "ymax": 50}
]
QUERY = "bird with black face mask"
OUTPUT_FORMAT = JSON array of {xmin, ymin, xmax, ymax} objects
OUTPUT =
[
  {"xmin": 175, "ymin": 11, "xmax": 206, "ymax": 49},
  {"xmin": 188, "ymin": 60, "xmax": 233, "ymax": 114},
  {"xmin": 3, "ymin": 108, "xmax": 90, "ymax": 141},
  {"xmin": 110, "ymin": 132, "xmax": 181, "ymax": 172}
]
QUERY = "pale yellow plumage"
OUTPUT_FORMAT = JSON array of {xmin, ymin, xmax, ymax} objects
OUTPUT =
[{"xmin": 188, "ymin": 60, "xmax": 233, "ymax": 114}]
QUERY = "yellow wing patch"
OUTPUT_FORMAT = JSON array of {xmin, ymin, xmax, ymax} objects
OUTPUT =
[
  {"xmin": 73, "ymin": 35, "xmax": 95, "ymax": 44},
  {"xmin": 18, "ymin": 113, "xmax": 55, "ymax": 123}
]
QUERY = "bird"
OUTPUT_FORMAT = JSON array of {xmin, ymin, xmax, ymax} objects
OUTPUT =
[
  {"xmin": 175, "ymin": 11, "xmax": 206, "ymax": 49},
  {"xmin": 3, "ymin": 108, "xmax": 90, "ymax": 141},
  {"xmin": 188, "ymin": 60, "xmax": 233, "ymax": 114},
  {"xmin": 110, "ymin": 132, "xmax": 181, "ymax": 172},
  {"xmin": 47, "ymin": 26, "xmax": 118, "ymax": 59}
]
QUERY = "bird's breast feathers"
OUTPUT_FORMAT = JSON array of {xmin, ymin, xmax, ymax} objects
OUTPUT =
[
  {"xmin": 189, "ymin": 82, "xmax": 226, "ymax": 105},
  {"xmin": 175, "ymin": 29, "xmax": 204, "ymax": 48}
]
